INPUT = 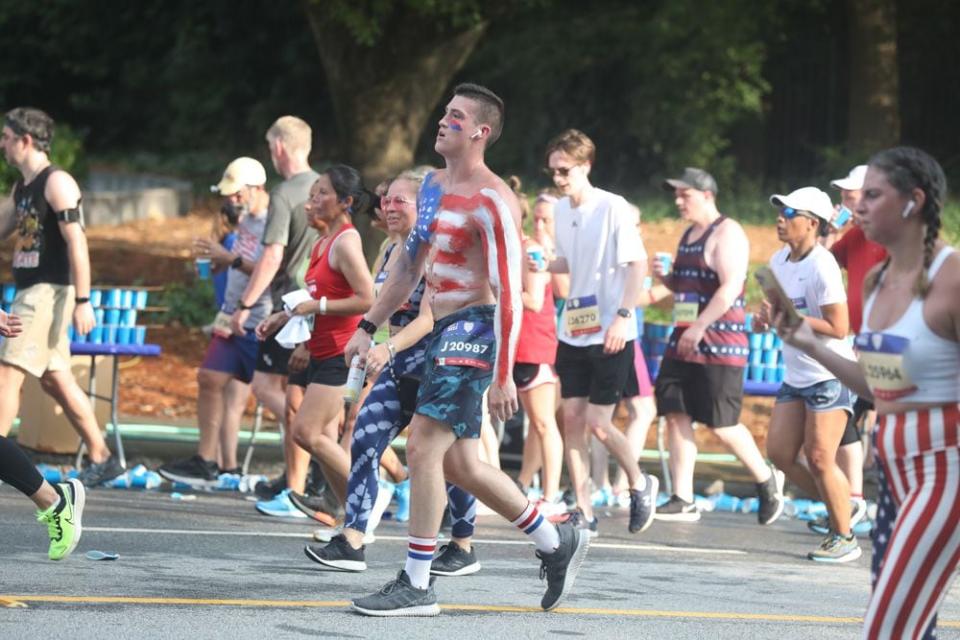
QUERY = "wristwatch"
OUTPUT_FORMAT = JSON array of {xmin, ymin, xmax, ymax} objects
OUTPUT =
[
  {"xmin": 357, "ymin": 318, "xmax": 378, "ymax": 336},
  {"xmin": 616, "ymin": 307, "xmax": 633, "ymax": 319},
  {"xmin": 231, "ymin": 256, "xmax": 243, "ymax": 270},
  {"xmin": 75, "ymin": 297, "xmax": 90, "ymax": 305}
]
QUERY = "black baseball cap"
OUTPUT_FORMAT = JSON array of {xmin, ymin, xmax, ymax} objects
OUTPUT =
[{"xmin": 662, "ymin": 167, "xmax": 718, "ymax": 195}]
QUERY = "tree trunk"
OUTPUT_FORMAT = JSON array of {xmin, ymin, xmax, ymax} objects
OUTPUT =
[{"xmin": 846, "ymin": 0, "xmax": 900, "ymax": 152}]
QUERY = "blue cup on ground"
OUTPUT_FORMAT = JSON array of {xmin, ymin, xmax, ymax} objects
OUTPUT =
[
  {"xmin": 135, "ymin": 290, "xmax": 148, "ymax": 309},
  {"xmin": 122, "ymin": 309, "xmax": 137, "ymax": 326},
  {"xmin": 134, "ymin": 326, "xmax": 146, "ymax": 345},
  {"xmin": 105, "ymin": 309, "xmax": 120, "ymax": 325},
  {"xmin": 749, "ymin": 365, "xmax": 764, "ymax": 382},
  {"xmin": 103, "ymin": 325, "xmax": 117, "ymax": 344},
  {"xmin": 89, "ymin": 289, "xmax": 102, "ymax": 307},
  {"xmin": 88, "ymin": 326, "xmax": 103, "ymax": 344},
  {"xmin": 763, "ymin": 366, "xmax": 778, "ymax": 383},
  {"xmin": 2, "ymin": 284, "xmax": 15, "ymax": 303},
  {"xmin": 116, "ymin": 326, "xmax": 132, "ymax": 344},
  {"xmin": 762, "ymin": 349, "xmax": 778, "ymax": 365},
  {"xmin": 712, "ymin": 493, "xmax": 742, "ymax": 512}
]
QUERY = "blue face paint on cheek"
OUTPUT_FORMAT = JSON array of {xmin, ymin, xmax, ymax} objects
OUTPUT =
[{"xmin": 448, "ymin": 120, "xmax": 463, "ymax": 132}]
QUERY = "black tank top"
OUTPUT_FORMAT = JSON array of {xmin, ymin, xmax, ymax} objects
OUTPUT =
[{"xmin": 12, "ymin": 165, "xmax": 72, "ymax": 288}]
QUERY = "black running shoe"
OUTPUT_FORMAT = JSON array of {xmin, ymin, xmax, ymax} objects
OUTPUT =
[
  {"xmin": 288, "ymin": 490, "xmax": 337, "ymax": 526},
  {"xmin": 304, "ymin": 534, "xmax": 366, "ymax": 572},
  {"xmin": 158, "ymin": 455, "xmax": 219, "ymax": 489},
  {"xmin": 77, "ymin": 455, "xmax": 125, "ymax": 488},
  {"xmin": 559, "ymin": 509, "xmax": 599, "ymax": 538},
  {"xmin": 628, "ymin": 474, "xmax": 659, "ymax": 533},
  {"xmin": 537, "ymin": 522, "xmax": 590, "ymax": 611},
  {"xmin": 254, "ymin": 473, "xmax": 286, "ymax": 500},
  {"xmin": 352, "ymin": 570, "xmax": 440, "ymax": 617},
  {"xmin": 757, "ymin": 467, "xmax": 785, "ymax": 526},
  {"xmin": 430, "ymin": 542, "xmax": 481, "ymax": 577},
  {"xmin": 654, "ymin": 495, "xmax": 700, "ymax": 522}
]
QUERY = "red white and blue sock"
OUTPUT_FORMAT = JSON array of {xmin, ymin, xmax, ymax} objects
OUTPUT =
[
  {"xmin": 511, "ymin": 502, "xmax": 559, "ymax": 552},
  {"xmin": 404, "ymin": 535, "xmax": 436, "ymax": 589}
]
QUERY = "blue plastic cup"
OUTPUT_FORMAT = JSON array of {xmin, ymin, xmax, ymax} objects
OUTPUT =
[
  {"xmin": 763, "ymin": 366, "xmax": 778, "ymax": 383},
  {"xmin": 67, "ymin": 325, "xmax": 75, "ymax": 341},
  {"xmin": 135, "ymin": 290, "xmax": 148, "ymax": 309},
  {"xmin": 74, "ymin": 329, "xmax": 87, "ymax": 344},
  {"xmin": 89, "ymin": 289, "xmax": 102, "ymax": 307},
  {"xmin": 762, "ymin": 349, "xmax": 778, "ymax": 365},
  {"xmin": 195, "ymin": 258, "xmax": 212, "ymax": 280},
  {"xmin": 103, "ymin": 325, "xmax": 117, "ymax": 344},
  {"xmin": 749, "ymin": 333, "xmax": 764, "ymax": 349},
  {"xmin": 94, "ymin": 308, "xmax": 104, "ymax": 324},
  {"xmin": 134, "ymin": 326, "xmax": 146, "ymax": 345},
  {"xmin": 776, "ymin": 365, "xmax": 786, "ymax": 383},
  {"xmin": 749, "ymin": 365, "xmax": 764, "ymax": 381},
  {"xmin": 2, "ymin": 284, "xmax": 15, "ymax": 303},
  {"xmin": 89, "ymin": 326, "xmax": 103, "ymax": 344},
  {"xmin": 121, "ymin": 290, "xmax": 134, "ymax": 308},
  {"xmin": 105, "ymin": 309, "xmax": 120, "ymax": 325},
  {"xmin": 106, "ymin": 288, "xmax": 122, "ymax": 308},
  {"xmin": 750, "ymin": 350, "xmax": 763, "ymax": 366},
  {"xmin": 712, "ymin": 493, "xmax": 741, "ymax": 512},
  {"xmin": 116, "ymin": 326, "xmax": 132, "ymax": 344},
  {"xmin": 762, "ymin": 332, "xmax": 775, "ymax": 350},
  {"xmin": 122, "ymin": 309, "xmax": 137, "ymax": 327},
  {"xmin": 773, "ymin": 335, "xmax": 784, "ymax": 349}
]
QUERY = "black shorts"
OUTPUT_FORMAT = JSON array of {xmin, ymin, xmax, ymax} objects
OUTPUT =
[
  {"xmin": 256, "ymin": 338, "xmax": 293, "ymax": 376},
  {"xmin": 654, "ymin": 358, "xmax": 744, "ymax": 428},
  {"xmin": 303, "ymin": 354, "xmax": 350, "ymax": 387},
  {"xmin": 288, "ymin": 362, "xmax": 310, "ymax": 388},
  {"xmin": 622, "ymin": 358, "xmax": 639, "ymax": 398},
  {"xmin": 840, "ymin": 396, "xmax": 874, "ymax": 446},
  {"xmin": 555, "ymin": 341, "xmax": 634, "ymax": 406}
]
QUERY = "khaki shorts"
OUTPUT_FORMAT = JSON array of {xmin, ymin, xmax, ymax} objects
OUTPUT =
[{"xmin": 0, "ymin": 283, "xmax": 75, "ymax": 378}]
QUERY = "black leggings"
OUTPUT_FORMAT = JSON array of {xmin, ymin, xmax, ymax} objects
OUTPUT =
[{"xmin": 0, "ymin": 435, "xmax": 44, "ymax": 496}]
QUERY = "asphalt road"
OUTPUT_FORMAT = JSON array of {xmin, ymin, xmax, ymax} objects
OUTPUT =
[{"xmin": 1, "ymin": 486, "xmax": 958, "ymax": 640}]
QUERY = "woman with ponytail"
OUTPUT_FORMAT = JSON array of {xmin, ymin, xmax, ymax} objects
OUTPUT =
[
  {"xmin": 771, "ymin": 147, "xmax": 958, "ymax": 639},
  {"xmin": 257, "ymin": 165, "xmax": 375, "ymax": 520}
]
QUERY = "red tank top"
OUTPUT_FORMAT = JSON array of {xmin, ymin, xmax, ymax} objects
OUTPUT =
[
  {"xmin": 664, "ymin": 216, "xmax": 749, "ymax": 367},
  {"xmin": 305, "ymin": 224, "xmax": 363, "ymax": 360},
  {"xmin": 516, "ymin": 281, "xmax": 558, "ymax": 365}
]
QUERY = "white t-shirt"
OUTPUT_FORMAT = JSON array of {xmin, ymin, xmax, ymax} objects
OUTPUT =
[
  {"xmin": 769, "ymin": 245, "xmax": 855, "ymax": 387},
  {"xmin": 555, "ymin": 187, "xmax": 646, "ymax": 347}
]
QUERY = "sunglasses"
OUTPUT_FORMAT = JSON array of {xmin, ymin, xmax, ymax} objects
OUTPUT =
[
  {"xmin": 780, "ymin": 206, "xmax": 815, "ymax": 220},
  {"xmin": 381, "ymin": 196, "xmax": 415, "ymax": 208},
  {"xmin": 543, "ymin": 166, "xmax": 577, "ymax": 178}
]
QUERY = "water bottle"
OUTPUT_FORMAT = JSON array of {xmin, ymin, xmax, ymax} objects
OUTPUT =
[
  {"xmin": 711, "ymin": 493, "xmax": 742, "ymax": 512},
  {"xmin": 344, "ymin": 345, "xmax": 372, "ymax": 403}
]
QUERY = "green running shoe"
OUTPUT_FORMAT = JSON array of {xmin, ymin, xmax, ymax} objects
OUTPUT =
[{"xmin": 37, "ymin": 478, "xmax": 86, "ymax": 561}]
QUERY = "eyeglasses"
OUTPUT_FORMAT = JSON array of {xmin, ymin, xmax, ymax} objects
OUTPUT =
[
  {"xmin": 381, "ymin": 196, "xmax": 415, "ymax": 208},
  {"xmin": 543, "ymin": 166, "xmax": 577, "ymax": 178}
]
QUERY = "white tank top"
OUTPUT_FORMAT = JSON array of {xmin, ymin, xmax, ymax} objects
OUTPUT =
[{"xmin": 858, "ymin": 246, "xmax": 960, "ymax": 403}]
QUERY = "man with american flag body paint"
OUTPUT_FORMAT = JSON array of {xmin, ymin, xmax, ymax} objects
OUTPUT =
[{"xmin": 346, "ymin": 83, "xmax": 589, "ymax": 617}]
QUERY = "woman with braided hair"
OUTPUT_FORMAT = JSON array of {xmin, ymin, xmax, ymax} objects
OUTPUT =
[{"xmin": 771, "ymin": 146, "xmax": 958, "ymax": 639}]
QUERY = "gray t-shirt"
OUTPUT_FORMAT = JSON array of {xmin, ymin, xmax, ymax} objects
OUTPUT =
[
  {"xmin": 223, "ymin": 212, "xmax": 271, "ymax": 330},
  {"xmin": 262, "ymin": 169, "xmax": 320, "ymax": 309}
]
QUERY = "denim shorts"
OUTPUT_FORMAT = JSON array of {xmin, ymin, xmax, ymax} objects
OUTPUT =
[{"xmin": 775, "ymin": 378, "xmax": 854, "ymax": 414}]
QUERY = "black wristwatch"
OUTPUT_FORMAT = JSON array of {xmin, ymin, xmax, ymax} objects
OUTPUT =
[
  {"xmin": 238, "ymin": 301, "xmax": 255, "ymax": 310},
  {"xmin": 357, "ymin": 317, "xmax": 378, "ymax": 336},
  {"xmin": 616, "ymin": 307, "xmax": 633, "ymax": 319},
  {"xmin": 231, "ymin": 256, "xmax": 243, "ymax": 270},
  {"xmin": 75, "ymin": 297, "xmax": 90, "ymax": 305}
]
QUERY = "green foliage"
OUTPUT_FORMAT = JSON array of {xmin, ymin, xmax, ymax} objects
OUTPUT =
[
  {"xmin": 159, "ymin": 279, "xmax": 215, "ymax": 328},
  {"xmin": 0, "ymin": 123, "xmax": 86, "ymax": 192}
]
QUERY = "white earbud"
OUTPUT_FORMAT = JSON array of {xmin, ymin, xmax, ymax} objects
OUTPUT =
[
  {"xmin": 470, "ymin": 130, "xmax": 483, "ymax": 140},
  {"xmin": 901, "ymin": 200, "xmax": 916, "ymax": 219}
]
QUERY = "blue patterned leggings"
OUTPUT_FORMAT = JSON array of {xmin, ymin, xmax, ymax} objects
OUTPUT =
[{"xmin": 344, "ymin": 345, "xmax": 477, "ymax": 538}]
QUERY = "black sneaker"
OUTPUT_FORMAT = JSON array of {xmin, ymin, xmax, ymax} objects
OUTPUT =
[
  {"xmin": 653, "ymin": 495, "xmax": 700, "ymax": 522},
  {"xmin": 430, "ymin": 541, "xmax": 481, "ymax": 576},
  {"xmin": 77, "ymin": 455, "xmax": 125, "ymax": 488},
  {"xmin": 757, "ymin": 467, "xmax": 785, "ymax": 525},
  {"xmin": 351, "ymin": 570, "xmax": 440, "ymax": 617},
  {"xmin": 537, "ymin": 521, "xmax": 590, "ymax": 611},
  {"xmin": 254, "ymin": 473, "xmax": 286, "ymax": 500},
  {"xmin": 288, "ymin": 490, "xmax": 337, "ymax": 526},
  {"xmin": 628, "ymin": 474, "xmax": 659, "ymax": 533},
  {"xmin": 562, "ymin": 509, "xmax": 599, "ymax": 538},
  {"xmin": 158, "ymin": 455, "xmax": 219, "ymax": 489},
  {"xmin": 304, "ymin": 534, "xmax": 366, "ymax": 572}
]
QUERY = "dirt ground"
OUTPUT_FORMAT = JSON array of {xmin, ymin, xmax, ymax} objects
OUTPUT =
[{"xmin": 1, "ymin": 209, "xmax": 784, "ymax": 451}]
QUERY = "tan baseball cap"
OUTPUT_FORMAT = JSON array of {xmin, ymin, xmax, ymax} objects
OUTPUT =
[{"xmin": 212, "ymin": 157, "xmax": 267, "ymax": 195}]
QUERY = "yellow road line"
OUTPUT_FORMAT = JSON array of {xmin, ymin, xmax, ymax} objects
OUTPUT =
[{"xmin": 7, "ymin": 594, "xmax": 958, "ymax": 626}]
